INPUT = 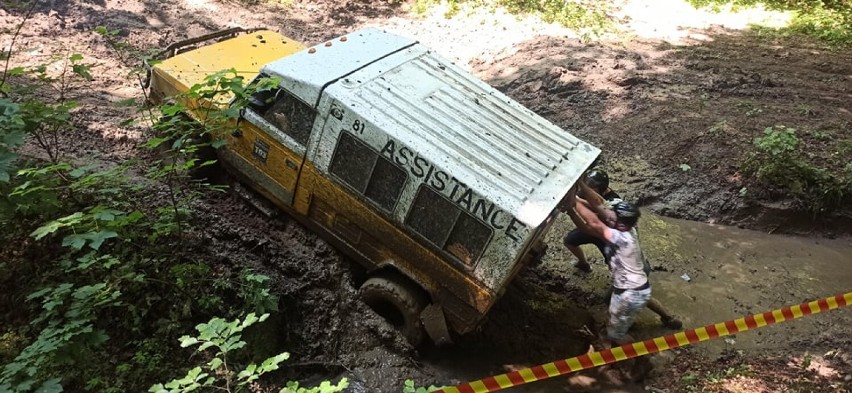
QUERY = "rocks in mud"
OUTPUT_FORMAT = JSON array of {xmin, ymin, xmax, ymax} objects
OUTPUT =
[
  {"xmin": 709, "ymin": 72, "xmax": 781, "ymax": 91},
  {"xmin": 608, "ymin": 71, "xmax": 644, "ymax": 87}
]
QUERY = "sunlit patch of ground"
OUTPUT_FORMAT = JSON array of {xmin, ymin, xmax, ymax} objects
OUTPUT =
[
  {"xmin": 373, "ymin": 0, "xmax": 793, "ymax": 69},
  {"xmin": 183, "ymin": 0, "xmax": 219, "ymax": 12},
  {"xmin": 616, "ymin": 0, "xmax": 791, "ymax": 44}
]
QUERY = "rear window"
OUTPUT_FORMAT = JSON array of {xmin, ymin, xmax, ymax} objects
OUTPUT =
[
  {"xmin": 329, "ymin": 132, "xmax": 406, "ymax": 212},
  {"xmin": 405, "ymin": 185, "xmax": 492, "ymax": 266}
]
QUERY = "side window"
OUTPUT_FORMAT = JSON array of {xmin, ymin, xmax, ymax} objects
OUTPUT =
[
  {"xmin": 248, "ymin": 88, "xmax": 314, "ymax": 146},
  {"xmin": 329, "ymin": 132, "xmax": 406, "ymax": 212},
  {"xmin": 405, "ymin": 185, "xmax": 492, "ymax": 266}
]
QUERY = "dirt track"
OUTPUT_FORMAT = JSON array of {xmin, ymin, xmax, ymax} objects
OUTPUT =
[{"xmin": 2, "ymin": 0, "xmax": 851, "ymax": 391}]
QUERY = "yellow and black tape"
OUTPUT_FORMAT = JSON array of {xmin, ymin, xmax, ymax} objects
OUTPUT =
[{"xmin": 434, "ymin": 292, "xmax": 851, "ymax": 393}]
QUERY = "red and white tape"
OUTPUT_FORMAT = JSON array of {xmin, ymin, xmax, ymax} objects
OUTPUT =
[{"xmin": 434, "ymin": 292, "xmax": 852, "ymax": 393}]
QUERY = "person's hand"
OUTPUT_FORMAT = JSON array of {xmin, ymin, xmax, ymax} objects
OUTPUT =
[
  {"xmin": 566, "ymin": 185, "xmax": 577, "ymax": 205},
  {"xmin": 578, "ymin": 173, "xmax": 592, "ymax": 198},
  {"xmin": 557, "ymin": 186, "xmax": 577, "ymax": 213}
]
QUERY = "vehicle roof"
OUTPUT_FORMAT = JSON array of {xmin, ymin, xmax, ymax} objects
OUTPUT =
[
  {"xmin": 154, "ymin": 30, "xmax": 304, "ymax": 102},
  {"xmin": 324, "ymin": 45, "xmax": 600, "ymax": 227},
  {"xmin": 262, "ymin": 28, "xmax": 417, "ymax": 106}
]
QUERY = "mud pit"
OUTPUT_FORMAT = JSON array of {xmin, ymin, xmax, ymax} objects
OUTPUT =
[{"xmin": 3, "ymin": 0, "xmax": 851, "ymax": 391}]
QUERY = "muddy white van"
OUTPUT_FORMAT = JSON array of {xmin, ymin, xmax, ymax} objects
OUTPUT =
[{"xmin": 146, "ymin": 27, "xmax": 600, "ymax": 345}]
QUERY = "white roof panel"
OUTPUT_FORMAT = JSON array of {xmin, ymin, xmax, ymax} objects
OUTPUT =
[
  {"xmin": 261, "ymin": 28, "xmax": 416, "ymax": 106},
  {"xmin": 323, "ymin": 45, "xmax": 600, "ymax": 227}
]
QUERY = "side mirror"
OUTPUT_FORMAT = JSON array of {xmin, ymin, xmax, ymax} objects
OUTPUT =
[
  {"xmin": 231, "ymin": 113, "xmax": 243, "ymax": 137},
  {"xmin": 247, "ymin": 89, "xmax": 277, "ymax": 113},
  {"xmin": 247, "ymin": 96, "xmax": 266, "ymax": 111}
]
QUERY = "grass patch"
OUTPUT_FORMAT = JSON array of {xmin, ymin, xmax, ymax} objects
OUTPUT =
[
  {"xmin": 688, "ymin": 0, "xmax": 852, "ymax": 46},
  {"xmin": 413, "ymin": 0, "xmax": 618, "ymax": 38}
]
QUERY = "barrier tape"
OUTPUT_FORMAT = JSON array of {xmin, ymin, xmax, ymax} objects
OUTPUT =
[{"xmin": 434, "ymin": 292, "xmax": 851, "ymax": 393}]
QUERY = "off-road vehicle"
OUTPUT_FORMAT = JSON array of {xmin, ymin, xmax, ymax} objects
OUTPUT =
[{"xmin": 146, "ymin": 27, "xmax": 600, "ymax": 345}]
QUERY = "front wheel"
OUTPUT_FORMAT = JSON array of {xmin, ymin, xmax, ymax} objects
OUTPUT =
[{"xmin": 360, "ymin": 275, "xmax": 428, "ymax": 346}]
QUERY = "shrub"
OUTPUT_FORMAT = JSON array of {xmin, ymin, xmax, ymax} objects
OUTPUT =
[{"xmin": 743, "ymin": 125, "xmax": 851, "ymax": 212}]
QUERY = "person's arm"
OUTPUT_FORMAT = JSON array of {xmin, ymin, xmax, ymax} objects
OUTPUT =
[
  {"xmin": 563, "ymin": 186, "xmax": 586, "ymax": 228},
  {"xmin": 573, "ymin": 197, "xmax": 613, "ymax": 242},
  {"xmin": 578, "ymin": 177, "xmax": 616, "ymax": 224},
  {"xmin": 578, "ymin": 177, "xmax": 606, "ymax": 207},
  {"xmin": 556, "ymin": 187, "xmax": 575, "ymax": 214}
]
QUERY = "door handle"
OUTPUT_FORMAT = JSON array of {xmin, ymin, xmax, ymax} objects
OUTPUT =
[{"xmin": 285, "ymin": 159, "xmax": 298, "ymax": 170}]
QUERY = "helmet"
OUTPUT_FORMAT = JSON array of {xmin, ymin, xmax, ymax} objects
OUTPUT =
[
  {"xmin": 586, "ymin": 170, "xmax": 609, "ymax": 194},
  {"xmin": 612, "ymin": 201, "xmax": 640, "ymax": 227}
]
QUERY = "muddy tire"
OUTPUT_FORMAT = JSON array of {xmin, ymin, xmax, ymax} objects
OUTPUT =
[{"xmin": 360, "ymin": 275, "xmax": 428, "ymax": 346}]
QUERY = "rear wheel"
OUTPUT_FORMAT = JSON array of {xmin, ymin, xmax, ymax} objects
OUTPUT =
[{"xmin": 360, "ymin": 275, "xmax": 428, "ymax": 346}]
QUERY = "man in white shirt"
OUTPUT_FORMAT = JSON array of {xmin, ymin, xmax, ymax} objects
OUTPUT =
[{"xmin": 564, "ymin": 188, "xmax": 651, "ymax": 345}]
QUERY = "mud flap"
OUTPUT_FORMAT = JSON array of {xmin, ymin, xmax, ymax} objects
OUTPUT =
[{"xmin": 420, "ymin": 304, "xmax": 452, "ymax": 346}]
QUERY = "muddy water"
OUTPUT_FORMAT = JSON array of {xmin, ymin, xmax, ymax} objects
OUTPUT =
[
  {"xmin": 422, "ymin": 213, "xmax": 851, "ymax": 392},
  {"xmin": 541, "ymin": 211, "xmax": 852, "ymax": 353},
  {"xmin": 632, "ymin": 214, "xmax": 851, "ymax": 357}
]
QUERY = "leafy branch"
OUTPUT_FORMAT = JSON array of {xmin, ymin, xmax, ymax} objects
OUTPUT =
[{"xmin": 150, "ymin": 313, "xmax": 349, "ymax": 393}]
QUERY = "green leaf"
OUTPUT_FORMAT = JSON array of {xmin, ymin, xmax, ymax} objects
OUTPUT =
[
  {"xmin": 92, "ymin": 208, "xmax": 123, "ymax": 221},
  {"xmin": 87, "ymin": 231, "xmax": 118, "ymax": 250},
  {"xmin": 69, "ymin": 53, "xmax": 84, "ymax": 62},
  {"xmin": 72, "ymin": 64, "xmax": 94, "ymax": 81},
  {"xmin": 16, "ymin": 379, "xmax": 36, "ymax": 391},
  {"xmin": 259, "ymin": 353, "xmax": 288, "ymax": 372},
  {"xmin": 125, "ymin": 210, "xmax": 145, "ymax": 223},
  {"xmin": 26, "ymin": 287, "xmax": 53, "ymax": 301},
  {"xmin": 198, "ymin": 159, "xmax": 217, "ymax": 168},
  {"xmin": 31, "ymin": 212, "xmax": 84, "ymax": 240},
  {"xmin": 68, "ymin": 164, "xmax": 98, "ymax": 178},
  {"xmin": 179, "ymin": 336, "xmax": 199, "ymax": 347},
  {"xmin": 7, "ymin": 66, "xmax": 26, "ymax": 76},
  {"xmin": 62, "ymin": 234, "xmax": 88, "ymax": 250},
  {"xmin": 208, "ymin": 357, "xmax": 223, "ymax": 370},
  {"xmin": 237, "ymin": 364, "xmax": 257, "ymax": 380},
  {"xmin": 35, "ymin": 378, "xmax": 62, "ymax": 393},
  {"xmin": 678, "ymin": 163, "xmax": 691, "ymax": 172},
  {"xmin": 145, "ymin": 137, "xmax": 170, "ymax": 149},
  {"xmin": 2, "ymin": 129, "xmax": 26, "ymax": 147}
]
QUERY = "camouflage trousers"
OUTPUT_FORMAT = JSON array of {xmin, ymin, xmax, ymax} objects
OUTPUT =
[{"xmin": 607, "ymin": 286, "xmax": 651, "ymax": 342}]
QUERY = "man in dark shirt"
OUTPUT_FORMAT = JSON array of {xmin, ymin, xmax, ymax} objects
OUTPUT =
[
  {"xmin": 563, "ymin": 170, "xmax": 683, "ymax": 330},
  {"xmin": 563, "ymin": 170, "xmax": 620, "ymax": 273}
]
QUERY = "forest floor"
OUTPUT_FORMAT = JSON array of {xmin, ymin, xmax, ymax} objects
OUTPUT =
[{"xmin": 2, "ymin": 0, "xmax": 851, "ymax": 391}]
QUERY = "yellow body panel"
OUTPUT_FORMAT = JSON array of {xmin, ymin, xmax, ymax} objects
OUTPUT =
[
  {"xmin": 152, "ymin": 30, "xmax": 304, "ymax": 105},
  {"xmin": 226, "ymin": 122, "xmax": 302, "ymax": 196}
]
